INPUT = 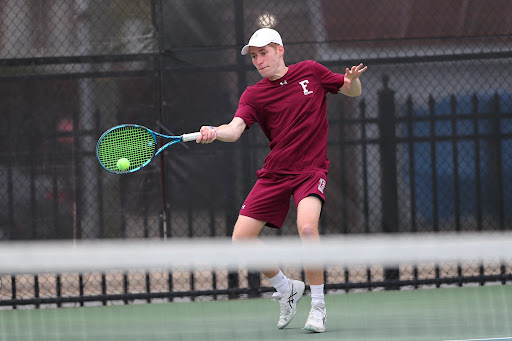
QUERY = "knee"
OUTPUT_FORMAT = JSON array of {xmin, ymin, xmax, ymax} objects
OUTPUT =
[
  {"xmin": 232, "ymin": 222, "xmax": 249, "ymax": 242},
  {"xmin": 231, "ymin": 216, "xmax": 265, "ymax": 242},
  {"xmin": 232, "ymin": 224, "xmax": 255, "ymax": 242},
  {"xmin": 232, "ymin": 231, "xmax": 243, "ymax": 242},
  {"xmin": 299, "ymin": 223, "xmax": 319, "ymax": 240},
  {"xmin": 232, "ymin": 230, "xmax": 259, "ymax": 243}
]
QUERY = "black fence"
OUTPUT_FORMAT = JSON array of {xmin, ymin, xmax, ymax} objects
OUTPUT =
[{"xmin": 1, "ymin": 0, "xmax": 512, "ymax": 308}]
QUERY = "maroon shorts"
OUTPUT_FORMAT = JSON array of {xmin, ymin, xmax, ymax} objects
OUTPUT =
[{"xmin": 239, "ymin": 169, "xmax": 328, "ymax": 229}]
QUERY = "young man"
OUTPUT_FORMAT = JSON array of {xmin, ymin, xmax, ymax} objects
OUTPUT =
[{"xmin": 195, "ymin": 28, "xmax": 366, "ymax": 333}]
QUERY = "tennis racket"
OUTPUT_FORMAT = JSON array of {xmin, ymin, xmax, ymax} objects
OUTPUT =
[{"xmin": 96, "ymin": 124, "xmax": 200, "ymax": 174}]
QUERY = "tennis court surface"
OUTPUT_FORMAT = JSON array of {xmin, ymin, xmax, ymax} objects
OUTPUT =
[{"xmin": 1, "ymin": 284, "xmax": 510, "ymax": 341}]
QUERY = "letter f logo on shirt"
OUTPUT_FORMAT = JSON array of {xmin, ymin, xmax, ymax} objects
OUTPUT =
[{"xmin": 299, "ymin": 80, "xmax": 313, "ymax": 95}]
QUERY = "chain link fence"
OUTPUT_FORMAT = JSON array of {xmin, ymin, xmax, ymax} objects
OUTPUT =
[{"xmin": 1, "ymin": 0, "xmax": 511, "ymax": 307}]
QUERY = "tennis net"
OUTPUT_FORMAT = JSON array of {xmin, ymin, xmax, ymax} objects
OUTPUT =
[{"xmin": 0, "ymin": 232, "xmax": 511, "ymax": 341}]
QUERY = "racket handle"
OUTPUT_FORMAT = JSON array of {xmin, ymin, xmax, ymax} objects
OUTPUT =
[{"xmin": 182, "ymin": 132, "xmax": 201, "ymax": 142}]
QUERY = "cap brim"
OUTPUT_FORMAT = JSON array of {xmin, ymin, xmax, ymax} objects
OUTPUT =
[
  {"xmin": 241, "ymin": 45, "xmax": 250, "ymax": 55},
  {"xmin": 241, "ymin": 42, "xmax": 272, "ymax": 55}
]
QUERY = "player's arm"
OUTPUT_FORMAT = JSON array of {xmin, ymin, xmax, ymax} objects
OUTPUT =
[
  {"xmin": 339, "ymin": 63, "xmax": 367, "ymax": 97},
  {"xmin": 196, "ymin": 117, "xmax": 247, "ymax": 144}
]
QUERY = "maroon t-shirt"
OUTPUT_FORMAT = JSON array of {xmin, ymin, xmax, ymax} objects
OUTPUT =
[{"xmin": 235, "ymin": 60, "xmax": 344, "ymax": 175}]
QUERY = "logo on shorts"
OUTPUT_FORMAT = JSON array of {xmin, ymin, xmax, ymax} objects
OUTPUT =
[{"xmin": 318, "ymin": 178, "xmax": 326, "ymax": 193}]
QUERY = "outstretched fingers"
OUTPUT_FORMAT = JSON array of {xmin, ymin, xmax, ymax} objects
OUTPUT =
[{"xmin": 346, "ymin": 63, "xmax": 368, "ymax": 80}]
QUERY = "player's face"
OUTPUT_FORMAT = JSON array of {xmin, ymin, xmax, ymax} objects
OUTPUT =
[{"xmin": 249, "ymin": 45, "xmax": 283, "ymax": 80}]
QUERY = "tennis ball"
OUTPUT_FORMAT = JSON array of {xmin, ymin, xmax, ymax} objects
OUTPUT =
[{"xmin": 117, "ymin": 158, "xmax": 130, "ymax": 171}]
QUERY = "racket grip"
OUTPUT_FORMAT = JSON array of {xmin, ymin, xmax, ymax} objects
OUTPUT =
[{"xmin": 182, "ymin": 132, "xmax": 201, "ymax": 142}]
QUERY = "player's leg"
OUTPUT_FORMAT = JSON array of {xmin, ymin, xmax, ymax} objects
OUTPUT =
[
  {"xmin": 293, "ymin": 172, "xmax": 326, "ymax": 290},
  {"xmin": 232, "ymin": 215, "xmax": 305, "ymax": 329},
  {"xmin": 296, "ymin": 195, "xmax": 324, "ymax": 287},
  {"xmin": 232, "ymin": 215, "xmax": 279, "ymax": 279},
  {"xmin": 233, "ymin": 175, "xmax": 292, "ymax": 281},
  {"xmin": 232, "ymin": 214, "xmax": 305, "ymax": 329},
  {"xmin": 296, "ymin": 196, "xmax": 327, "ymax": 333}
]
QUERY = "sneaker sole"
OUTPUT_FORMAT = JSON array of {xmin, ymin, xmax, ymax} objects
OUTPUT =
[
  {"xmin": 303, "ymin": 325, "xmax": 326, "ymax": 333},
  {"xmin": 277, "ymin": 313, "xmax": 296, "ymax": 329}
]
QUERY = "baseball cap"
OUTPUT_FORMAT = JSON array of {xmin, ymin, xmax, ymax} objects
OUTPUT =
[{"xmin": 241, "ymin": 28, "xmax": 283, "ymax": 55}]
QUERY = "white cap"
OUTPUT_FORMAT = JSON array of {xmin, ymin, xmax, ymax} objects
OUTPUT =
[{"xmin": 241, "ymin": 28, "xmax": 283, "ymax": 55}]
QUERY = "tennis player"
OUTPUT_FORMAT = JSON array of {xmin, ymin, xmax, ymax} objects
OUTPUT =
[{"xmin": 196, "ymin": 28, "xmax": 366, "ymax": 333}]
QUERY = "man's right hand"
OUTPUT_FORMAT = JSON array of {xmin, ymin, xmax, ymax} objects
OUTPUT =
[{"xmin": 196, "ymin": 126, "xmax": 217, "ymax": 144}]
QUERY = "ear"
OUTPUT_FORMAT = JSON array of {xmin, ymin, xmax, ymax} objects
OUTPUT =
[{"xmin": 278, "ymin": 45, "xmax": 285, "ymax": 57}]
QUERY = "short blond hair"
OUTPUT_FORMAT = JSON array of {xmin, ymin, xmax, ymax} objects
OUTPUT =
[{"xmin": 268, "ymin": 42, "xmax": 282, "ymax": 54}]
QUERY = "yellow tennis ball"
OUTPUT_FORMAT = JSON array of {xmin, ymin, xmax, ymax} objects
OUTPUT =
[{"xmin": 117, "ymin": 158, "xmax": 130, "ymax": 171}]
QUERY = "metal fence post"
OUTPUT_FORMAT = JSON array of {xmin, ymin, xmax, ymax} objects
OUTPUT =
[
  {"xmin": 227, "ymin": 0, "xmax": 245, "ymax": 297},
  {"xmin": 378, "ymin": 75, "xmax": 400, "ymax": 289}
]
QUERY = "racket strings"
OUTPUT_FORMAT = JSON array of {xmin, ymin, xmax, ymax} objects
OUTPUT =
[{"xmin": 97, "ymin": 126, "xmax": 156, "ymax": 172}]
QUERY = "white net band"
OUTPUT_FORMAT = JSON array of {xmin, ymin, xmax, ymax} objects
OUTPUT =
[{"xmin": 2, "ymin": 232, "xmax": 512, "ymax": 274}]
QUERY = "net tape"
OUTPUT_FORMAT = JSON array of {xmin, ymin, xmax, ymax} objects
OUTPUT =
[{"xmin": 1, "ymin": 232, "xmax": 512, "ymax": 274}]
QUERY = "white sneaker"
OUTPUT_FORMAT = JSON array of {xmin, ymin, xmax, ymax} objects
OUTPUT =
[
  {"xmin": 303, "ymin": 302, "xmax": 326, "ymax": 333},
  {"xmin": 271, "ymin": 280, "xmax": 305, "ymax": 329}
]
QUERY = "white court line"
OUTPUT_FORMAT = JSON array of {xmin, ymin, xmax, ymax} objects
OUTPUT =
[{"xmin": 444, "ymin": 337, "xmax": 512, "ymax": 341}]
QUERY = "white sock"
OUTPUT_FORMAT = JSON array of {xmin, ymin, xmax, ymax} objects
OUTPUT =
[
  {"xmin": 310, "ymin": 284, "xmax": 325, "ymax": 306},
  {"xmin": 268, "ymin": 270, "xmax": 291, "ymax": 294}
]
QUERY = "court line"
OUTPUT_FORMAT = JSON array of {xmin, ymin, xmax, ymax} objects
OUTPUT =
[{"xmin": 444, "ymin": 337, "xmax": 512, "ymax": 341}]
